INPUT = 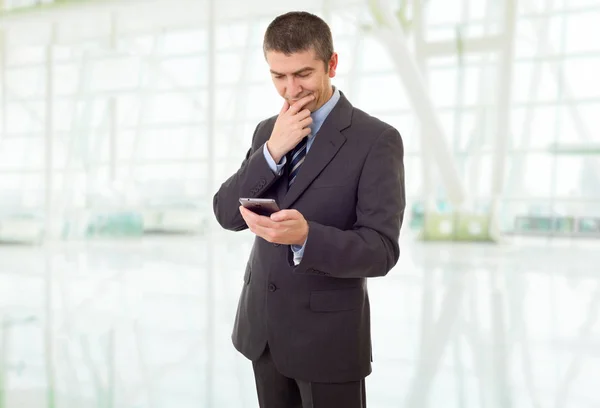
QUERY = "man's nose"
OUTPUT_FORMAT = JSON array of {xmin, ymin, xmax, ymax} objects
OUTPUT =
[{"xmin": 287, "ymin": 77, "xmax": 302, "ymax": 98}]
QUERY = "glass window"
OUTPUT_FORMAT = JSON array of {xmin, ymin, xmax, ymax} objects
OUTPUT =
[
  {"xmin": 429, "ymin": 67, "xmax": 458, "ymax": 107},
  {"xmin": 563, "ymin": 57, "xmax": 600, "ymax": 98},
  {"xmin": 506, "ymin": 153, "xmax": 554, "ymax": 197},
  {"xmin": 510, "ymin": 106, "xmax": 560, "ymax": 149},
  {"xmin": 89, "ymin": 57, "xmax": 141, "ymax": 91},
  {"xmin": 357, "ymin": 73, "xmax": 408, "ymax": 112},
  {"xmin": 566, "ymin": 11, "xmax": 600, "ymax": 53},
  {"xmin": 425, "ymin": 0, "xmax": 463, "ymax": 25}
]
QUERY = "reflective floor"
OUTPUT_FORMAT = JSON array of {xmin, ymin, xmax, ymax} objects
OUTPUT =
[{"xmin": 0, "ymin": 231, "xmax": 599, "ymax": 408}]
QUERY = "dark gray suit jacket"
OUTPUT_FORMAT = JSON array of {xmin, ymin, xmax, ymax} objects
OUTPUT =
[{"xmin": 213, "ymin": 91, "xmax": 405, "ymax": 383}]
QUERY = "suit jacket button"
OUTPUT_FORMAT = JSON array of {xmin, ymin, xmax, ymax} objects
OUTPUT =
[{"xmin": 268, "ymin": 283, "xmax": 277, "ymax": 292}]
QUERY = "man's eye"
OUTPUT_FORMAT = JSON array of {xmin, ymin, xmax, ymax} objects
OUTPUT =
[{"xmin": 297, "ymin": 73, "xmax": 310, "ymax": 78}]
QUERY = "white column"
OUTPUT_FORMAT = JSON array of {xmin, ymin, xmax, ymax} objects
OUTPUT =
[
  {"xmin": 412, "ymin": 0, "xmax": 436, "ymax": 212},
  {"xmin": 490, "ymin": 0, "xmax": 517, "ymax": 215},
  {"xmin": 44, "ymin": 24, "xmax": 57, "ymax": 240},
  {"xmin": 0, "ymin": 28, "xmax": 6, "ymax": 142},
  {"xmin": 109, "ymin": 98, "xmax": 117, "ymax": 183},
  {"xmin": 109, "ymin": 13, "xmax": 118, "ymax": 183},
  {"xmin": 0, "ymin": 316, "xmax": 7, "ymax": 408},
  {"xmin": 43, "ymin": 24, "xmax": 58, "ymax": 407},
  {"xmin": 368, "ymin": 0, "xmax": 467, "ymax": 207},
  {"xmin": 44, "ymin": 253, "xmax": 56, "ymax": 408},
  {"xmin": 205, "ymin": 1, "xmax": 216, "ymax": 407}
]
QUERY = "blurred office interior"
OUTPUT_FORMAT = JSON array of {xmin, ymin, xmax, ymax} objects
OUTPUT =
[{"xmin": 0, "ymin": 0, "xmax": 599, "ymax": 407}]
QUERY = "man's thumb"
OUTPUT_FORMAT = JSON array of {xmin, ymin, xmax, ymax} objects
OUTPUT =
[{"xmin": 271, "ymin": 210, "xmax": 292, "ymax": 222}]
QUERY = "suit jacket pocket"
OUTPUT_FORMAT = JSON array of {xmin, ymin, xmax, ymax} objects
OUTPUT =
[
  {"xmin": 243, "ymin": 264, "xmax": 252, "ymax": 285},
  {"xmin": 310, "ymin": 287, "xmax": 362, "ymax": 312}
]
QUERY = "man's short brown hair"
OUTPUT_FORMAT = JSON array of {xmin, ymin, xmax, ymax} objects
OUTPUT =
[{"xmin": 263, "ymin": 11, "xmax": 334, "ymax": 70}]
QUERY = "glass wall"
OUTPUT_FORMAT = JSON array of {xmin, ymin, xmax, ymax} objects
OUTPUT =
[{"xmin": 1, "ymin": 0, "xmax": 598, "ymax": 240}]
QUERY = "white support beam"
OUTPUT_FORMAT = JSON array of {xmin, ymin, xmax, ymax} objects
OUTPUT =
[
  {"xmin": 521, "ymin": 0, "xmax": 600, "ymax": 183},
  {"xmin": 108, "ymin": 12, "xmax": 117, "ymax": 183},
  {"xmin": 344, "ymin": 33, "xmax": 364, "ymax": 101},
  {"xmin": 230, "ymin": 23, "xmax": 255, "ymax": 144},
  {"xmin": 128, "ymin": 23, "xmax": 156, "ymax": 179},
  {"xmin": 109, "ymin": 97, "xmax": 117, "ymax": 182},
  {"xmin": 43, "ymin": 254, "xmax": 56, "ymax": 407},
  {"xmin": 466, "ymin": 0, "xmax": 495, "ymax": 204},
  {"xmin": 322, "ymin": 0, "xmax": 332, "ymax": 23},
  {"xmin": 412, "ymin": 0, "xmax": 436, "ymax": 212},
  {"xmin": 404, "ymin": 271, "xmax": 467, "ymax": 408},
  {"xmin": 44, "ymin": 24, "xmax": 57, "ymax": 241},
  {"xmin": 490, "ymin": 0, "xmax": 518, "ymax": 217},
  {"xmin": 452, "ymin": 1, "xmax": 471, "ymax": 207},
  {"xmin": 0, "ymin": 28, "xmax": 5, "ymax": 142},
  {"xmin": 368, "ymin": 0, "xmax": 467, "ymax": 207},
  {"xmin": 490, "ymin": 272, "xmax": 512, "ymax": 408},
  {"xmin": 205, "ymin": 1, "xmax": 216, "ymax": 408},
  {"xmin": 0, "ymin": 315, "xmax": 7, "ymax": 408},
  {"xmin": 505, "ymin": 0, "xmax": 555, "ymax": 200},
  {"xmin": 423, "ymin": 35, "xmax": 505, "ymax": 58}
]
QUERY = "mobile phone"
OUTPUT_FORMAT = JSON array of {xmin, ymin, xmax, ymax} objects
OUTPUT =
[{"xmin": 239, "ymin": 198, "xmax": 281, "ymax": 216}]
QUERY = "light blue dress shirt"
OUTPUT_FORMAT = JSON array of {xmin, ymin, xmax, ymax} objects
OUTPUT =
[{"xmin": 262, "ymin": 86, "xmax": 341, "ymax": 265}]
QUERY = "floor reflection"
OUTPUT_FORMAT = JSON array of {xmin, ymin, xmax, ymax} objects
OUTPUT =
[{"xmin": 0, "ymin": 234, "xmax": 598, "ymax": 407}]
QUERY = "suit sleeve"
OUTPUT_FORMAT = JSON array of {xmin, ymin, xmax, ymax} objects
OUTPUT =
[
  {"xmin": 212, "ymin": 121, "xmax": 282, "ymax": 231},
  {"xmin": 294, "ymin": 126, "xmax": 405, "ymax": 278}
]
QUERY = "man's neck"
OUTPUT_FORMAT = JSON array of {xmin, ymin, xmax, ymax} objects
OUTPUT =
[
  {"xmin": 324, "ymin": 85, "xmax": 334, "ymax": 104},
  {"xmin": 314, "ymin": 85, "xmax": 334, "ymax": 112}
]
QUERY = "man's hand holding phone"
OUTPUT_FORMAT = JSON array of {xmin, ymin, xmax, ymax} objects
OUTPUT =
[
  {"xmin": 239, "ymin": 205, "xmax": 309, "ymax": 246},
  {"xmin": 266, "ymin": 94, "xmax": 314, "ymax": 163}
]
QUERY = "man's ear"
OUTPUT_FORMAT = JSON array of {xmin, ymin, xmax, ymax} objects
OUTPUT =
[{"xmin": 328, "ymin": 52, "xmax": 338, "ymax": 78}]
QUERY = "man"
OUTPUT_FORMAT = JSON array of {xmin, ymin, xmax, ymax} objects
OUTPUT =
[{"xmin": 213, "ymin": 11, "xmax": 405, "ymax": 408}]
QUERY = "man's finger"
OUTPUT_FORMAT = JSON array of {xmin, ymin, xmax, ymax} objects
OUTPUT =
[
  {"xmin": 296, "ymin": 109, "xmax": 312, "ymax": 120},
  {"xmin": 279, "ymin": 100, "xmax": 290, "ymax": 115},
  {"xmin": 270, "ymin": 209, "xmax": 300, "ymax": 222},
  {"xmin": 239, "ymin": 206, "xmax": 252, "ymax": 223},
  {"xmin": 288, "ymin": 94, "xmax": 315, "ymax": 115},
  {"xmin": 253, "ymin": 214, "xmax": 280, "ymax": 229},
  {"xmin": 240, "ymin": 206, "xmax": 277, "ymax": 226},
  {"xmin": 298, "ymin": 116, "xmax": 313, "ymax": 129},
  {"xmin": 240, "ymin": 207, "xmax": 274, "ymax": 238},
  {"xmin": 240, "ymin": 206, "xmax": 260, "ymax": 224},
  {"xmin": 252, "ymin": 224, "xmax": 275, "ymax": 241}
]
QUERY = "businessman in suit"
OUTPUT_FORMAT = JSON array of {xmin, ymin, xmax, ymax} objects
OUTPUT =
[{"xmin": 213, "ymin": 11, "xmax": 405, "ymax": 408}]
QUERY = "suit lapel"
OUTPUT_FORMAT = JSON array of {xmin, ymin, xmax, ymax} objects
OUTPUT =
[{"xmin": 281, "ymin": 91, "xmax": 353, "ymax": 209}]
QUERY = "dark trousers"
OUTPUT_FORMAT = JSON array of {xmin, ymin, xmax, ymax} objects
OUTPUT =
[{"xmin": 252, "ymin": 344, "xmax": 367, "ymax": 408}]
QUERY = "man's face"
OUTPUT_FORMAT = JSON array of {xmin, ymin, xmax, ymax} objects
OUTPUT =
[{"xmin": 266, "ymin": 48, "xmax": 338, "ymax": 112}]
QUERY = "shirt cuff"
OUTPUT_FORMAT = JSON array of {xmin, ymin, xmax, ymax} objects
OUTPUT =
[
  {"xmin": 263, "ymin": 143, "xmax": 286, "ymax": 175},
  {"xmin": 291, "ymin": 239, "xmax": 307, "ymax": 266}
]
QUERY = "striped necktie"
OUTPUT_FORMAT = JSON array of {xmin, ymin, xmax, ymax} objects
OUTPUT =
[{"xmin": 288, "ymin": 136, "xmax": 308, "ymax": 187}]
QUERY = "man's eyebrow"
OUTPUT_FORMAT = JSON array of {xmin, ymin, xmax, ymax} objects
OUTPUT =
[{"xmin": 270, "ymin": 67, "xmax": 315, "ymax": 76}]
